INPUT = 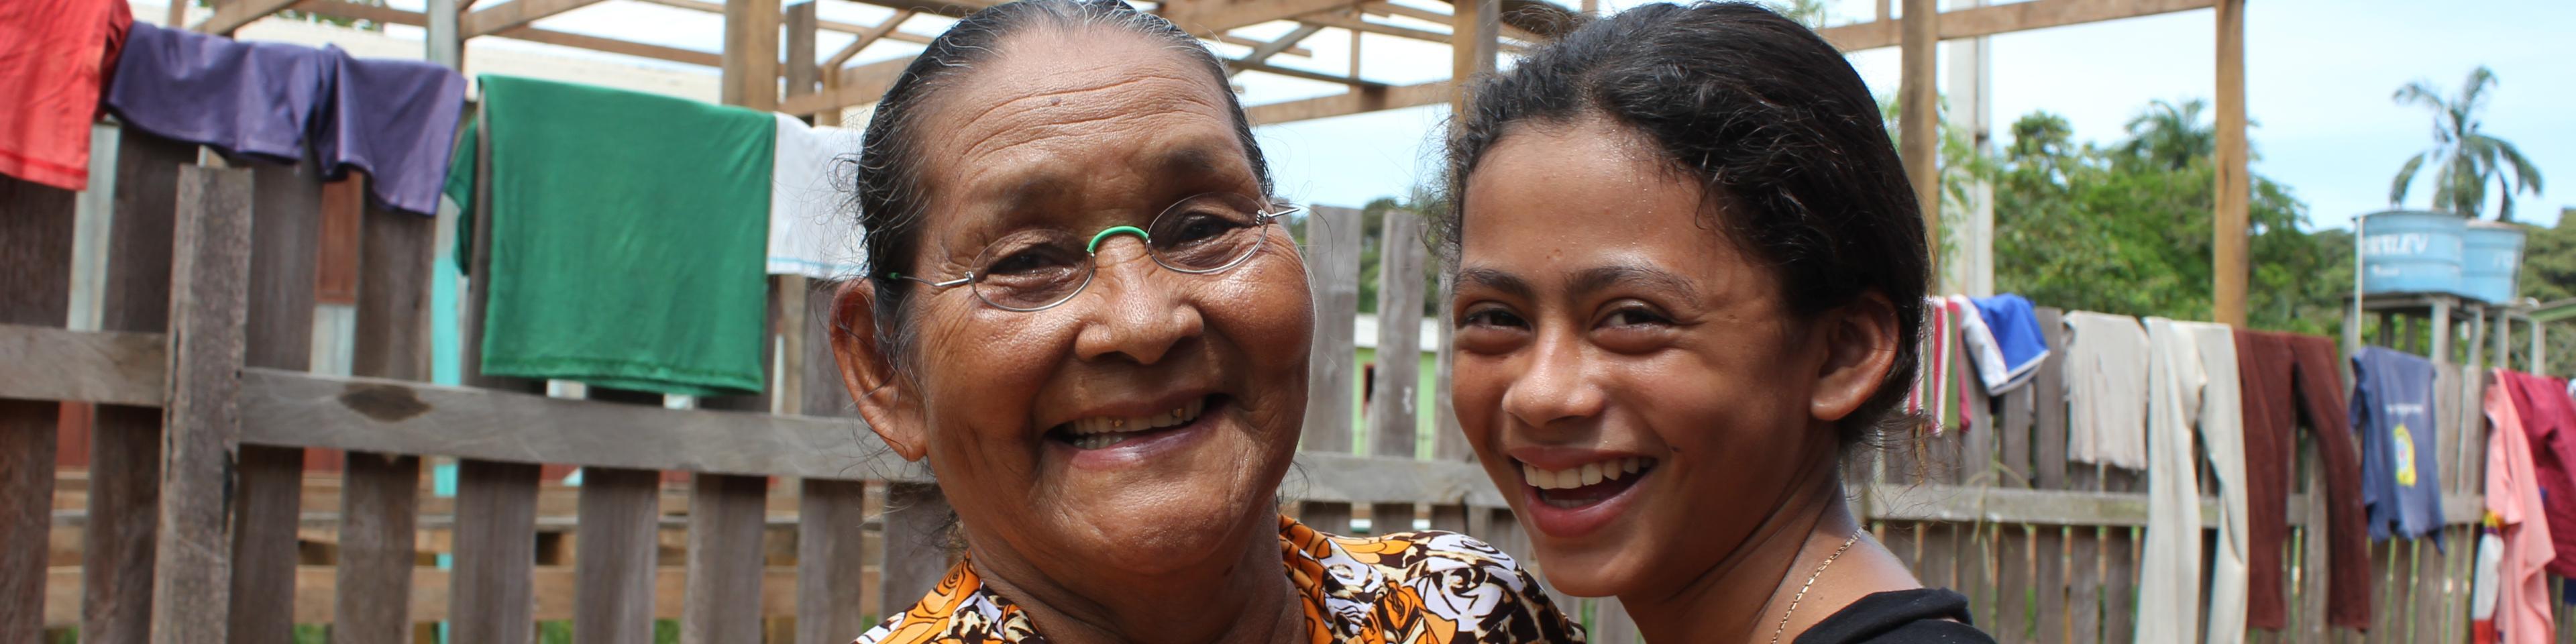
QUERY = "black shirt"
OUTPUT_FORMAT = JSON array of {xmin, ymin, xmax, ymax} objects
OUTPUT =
[{"xmin": 1792, "ymin": 588, "xmax": 1996, "ymax": 644}]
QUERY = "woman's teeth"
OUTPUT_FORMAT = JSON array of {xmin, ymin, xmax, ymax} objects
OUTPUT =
[
  {"xmin": 1063, "ymin": 398, "xmax": 1206, "ymax": 449},
  {"xmin": 1521, "ymin": 457, "xmax": 1653, "ymax": 490}
]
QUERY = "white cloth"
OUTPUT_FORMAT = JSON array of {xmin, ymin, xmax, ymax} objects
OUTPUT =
[
  {"xmin": 768, "ymin": 113, "xmax": 867, "ymax": 278},
  {"xmin": 2473, "ymin": 531, "xmax": 2505, "ymax": 623},
  {"xmin": 2192, "ymin": 323, "xmax": 2249, "ymax": 644},
  {"xmin": 2137, "ymin": 317, "xmax": 2206, "ymax": 644},
  {"xmin": 2063, "ymin": 311, "xmax": 2150, "ymax": 470}
]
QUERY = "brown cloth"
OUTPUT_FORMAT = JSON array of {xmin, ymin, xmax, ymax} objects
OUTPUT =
[{"xmin": 2234, "ymin": 330, "xmax": 2372, "ymax": 631}]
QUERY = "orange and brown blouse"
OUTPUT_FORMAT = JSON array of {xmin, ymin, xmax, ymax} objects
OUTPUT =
[{"xmin": 853, "ymin": 515, "xmax": 1587, "ymax": 644}]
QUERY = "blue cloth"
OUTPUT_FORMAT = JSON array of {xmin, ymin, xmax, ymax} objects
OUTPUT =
[
  {"xmin": 106, "ymin": 21, "xmax": 329, "ymax": 163},
  {"xmin": 313, "ymin": 48, "xmax": 465, "ymax": 216},
  {"xmin": 105, "ymin": 22, "xmax": 464, "ymax": 216},
  {"xmin": 2349, "ymin": 346, "xmax": 2446, "ymax": 546},
  {"xmin": 1968, "ymin": 294, "xmax": 2050, "ymax": 392}
]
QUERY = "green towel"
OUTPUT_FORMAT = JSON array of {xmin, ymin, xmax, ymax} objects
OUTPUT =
[{"xmin": 445, "ymin": 75, "xmax": 773, "ymax": 396}]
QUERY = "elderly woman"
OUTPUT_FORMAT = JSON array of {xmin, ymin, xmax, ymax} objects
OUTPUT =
[
  {"xmin": 826, "ymin": 1, "xmax": 1581, "ymax": 642},
  {"xmin": 1442, "ymin": 3, "xmax": 1994, "ymax": 643}
]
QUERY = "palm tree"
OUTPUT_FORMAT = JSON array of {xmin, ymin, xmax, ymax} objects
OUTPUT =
[
  {"xmin": 2118, "ymin": 99, "xmax": 2214, "ymax": 171},
  {"xmin": 2390, "ymin": 66, "xmax": 2544, "ymax": 221}
]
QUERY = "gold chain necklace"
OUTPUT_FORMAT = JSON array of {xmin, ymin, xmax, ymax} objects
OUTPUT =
[{"xmin": 1768, "ymin": 529, "xmax": 1863, "ymax": 644}]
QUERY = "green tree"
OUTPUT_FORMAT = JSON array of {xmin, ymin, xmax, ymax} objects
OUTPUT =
[
  {"xmin": 2118, "ymin": 99, "xmax": 2215, "ymax": 172},
  {"xmin": 2389, "ymin": 66, "xmax": 2545, "ymax": 221},
  {"xmin": 1990, "ymin": 102, "xmax": 2345, "ymax": 333}
]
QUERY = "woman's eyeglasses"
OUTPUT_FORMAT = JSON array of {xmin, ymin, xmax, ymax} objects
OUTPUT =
[{"xmin": 885, "ymin": 193, "xmax": 1305, "ymax": 312}]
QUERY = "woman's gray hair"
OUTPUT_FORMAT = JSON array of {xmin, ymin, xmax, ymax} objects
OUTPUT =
[{"xmin": 844, "ymin": 0, "xmax": 1275, "ymax": 373}]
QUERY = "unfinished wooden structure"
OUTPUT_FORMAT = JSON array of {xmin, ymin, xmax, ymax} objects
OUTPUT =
[{"xmin": 0, "ymin": 0, "xmax": 2336, "ymax": 642}]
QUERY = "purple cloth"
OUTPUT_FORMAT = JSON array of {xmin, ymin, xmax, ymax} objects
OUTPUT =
[
  {"xmin": 313, "ymin": 49, "xmax": 464, "ymax": 216},
  {"xmin": 105, "ymin": 21, "xmax": 328, "ymax": 163}
]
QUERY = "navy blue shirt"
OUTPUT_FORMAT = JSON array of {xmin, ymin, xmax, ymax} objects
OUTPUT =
[{"xmin": 2349, "ymin": 346, "xmax": 2445, "ymax": 545}]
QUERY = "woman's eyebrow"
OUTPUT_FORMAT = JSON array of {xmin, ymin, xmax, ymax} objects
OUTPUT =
[{"xmin": 1570, "ymin": 264, "xmax": 1699, "ymax": 298}]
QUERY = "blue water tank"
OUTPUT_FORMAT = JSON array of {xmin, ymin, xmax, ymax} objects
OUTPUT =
[
  {"xmin": 2359, "ymin": 210, "xmax": 2465, "ymax": 297},
  {"xmin": 2462, "ymin": 221, "xmax": 2527, "ymax": 303}
]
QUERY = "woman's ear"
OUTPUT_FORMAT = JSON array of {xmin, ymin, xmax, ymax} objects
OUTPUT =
[
  {"xmin": 830, "ymin": 280, "xmax": 931, "ymax": 462},
  {"xmin": 1811, "ymin": 292, "xmax": 1902, "ymax": 423}
]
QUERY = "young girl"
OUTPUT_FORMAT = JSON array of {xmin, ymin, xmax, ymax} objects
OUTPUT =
[{"xmin": 1440, "ymin": 3, "xmax": 1994, "ymax": 642}]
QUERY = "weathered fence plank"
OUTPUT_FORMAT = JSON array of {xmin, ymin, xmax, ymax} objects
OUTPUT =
[
  {"xmin": 796, "ymin": 478, "xmax": 871, "ymax": 644},
  {"xmin": 1369, "ymin": 209, "xmax": 1425, "ymax": 537},
  {"xmin": 450, "ymin": 113, "xmax": 543, "ymax": 644},
  {"xmin": 333, "ymin": 195, "xmax": 435, "ymax": 643},
  {"xmin": 227, "ymin": 160, "xmax": 327, "ymax": 644},
  {"xmin": 148, "ymin": 164, "xmax": 256, "ymax": 643},
  {"xmin": 0, "ymin": 167, "xmax": 76, "ymax": 644},
  {"xmin": 879, "ymin": 482, "xmax": 952, "ymax": 619},
  {"xmin": 574, "ymin": 464, "xmax": 663, "ymax": 643},
  {"xmin": 684, "ymin": 472, "xmax": 770, "ymax": 644},
  {"xmin": 84, "ymin": 131, "xmax": 195, "ymax": 644},
  {"xmin": 1300, "ymin": 205, "xmax": 1362, "ymax": 533}
]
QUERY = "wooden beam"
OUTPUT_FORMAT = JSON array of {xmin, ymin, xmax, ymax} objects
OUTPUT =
[
  {"xmin": 822, "ymin": 9, "xmax": 917, "ymax": 72},
  {"xmin": 0, "ymin": 325, "xmax": 164, "ymax": 407},
  {"xmin": 1300, "ymin": 12, "xmax": 1450, "ymax": 47},
  {"xmin": 460, "ymin": 0, "xmax": 611, "ymax": 38},
  {"xmin": 786, "ymin": 3, "xmax": 822, "ymax": 99},
  {"xmin": 291, "ymin": 0, "xmax": 425, "ymax": 25},
  {"xmin": 1369, "ymin": 1, "xmax": 1538, "ymax": 42},
  {"xmin": 1216, "ymin": 34, "xmax": 1314, "ymax": 58},
  {"xmin": 1244, "ymin": 80, "xmax": 1449, "ymax": 125},
  {"xmin": 198, "ymin": 0, "xmax": 302, "ymax": 34},
  {"xmin": 1233, "ymin": 23, "xmax": 1327, "ymax": 74},
  {"xmin": 2212, "ymin": 0, "xmax": 2247, "ymax": 326},
  {"xmin": 1815, "ymin": 0, "xmax": 2216, "ymax": 51},
  {"xmin": 1899, "ymin": 0, "xmax": 1938, "ymax": 270},
  {"xmin": 1226, "ymin": 58, "xmax": 1381, "ymax": 87},
  {"xmin": 494, "ymin": 27, "xmax": 724, "ymax": 67},
  {"xmin": 1163, "ymin": 0, "xmax": 1361, "ymax": 36},
  {"xmin": 778, "ymin": 58, "xmax": 911, "ymax": 117},
  {"xmin": 50, "ymin": 566, "xmax": 817, "ymax": 628}
]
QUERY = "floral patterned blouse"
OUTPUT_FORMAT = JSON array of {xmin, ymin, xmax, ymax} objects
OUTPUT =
[{"xmin": 853, "ymin": 515, "xmax": 1587, "ymax": 643}]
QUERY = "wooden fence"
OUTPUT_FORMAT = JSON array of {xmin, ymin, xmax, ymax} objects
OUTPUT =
[{"xmin": 0, "ymin": 123, "xmax": 2518, "ymax": 644}]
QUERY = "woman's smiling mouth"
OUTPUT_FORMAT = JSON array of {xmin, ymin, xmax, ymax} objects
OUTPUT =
[{"xmin": 1052, "ymin": 396, "xmax": 1210, "ymax": 449}]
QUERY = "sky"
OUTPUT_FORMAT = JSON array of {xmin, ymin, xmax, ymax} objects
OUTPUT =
[{"xmin": 307, "ymin": 0, "xmax": 2574, "ymax": 230}]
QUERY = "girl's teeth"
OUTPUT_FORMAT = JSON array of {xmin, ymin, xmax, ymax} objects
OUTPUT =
[
  {"xmin": 1580, "ymin": 464, "xmax": 1604, "ymax": 486},
  {"xmin": 1065, "ymin": 400, "xmax": 1208, "ymax": 443},
  {"xmin": 1520, "ymin": 458, "xmax": 1658, "ymax": 490}
]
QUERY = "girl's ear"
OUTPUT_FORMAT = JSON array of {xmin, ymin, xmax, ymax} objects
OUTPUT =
[
  {"xmin": 1810, "ymin": 292, "xmax": 1900, "ymax": 424},
  {"xmin": 831, "ymin": 280, "xmax": 930, "ymax": 461}
]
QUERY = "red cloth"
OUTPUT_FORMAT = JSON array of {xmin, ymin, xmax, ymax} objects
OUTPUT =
[
  {"xmin": 2235, "ymin": 330, "xmax": 2372, "ymax": 631},
  {"xmin": 0, "ymin": 0, "xmax": 132, "ymax": 191},
  {"xmin": 2499, "ymin": 371, "xmax": 2576, "ymax": 578}
]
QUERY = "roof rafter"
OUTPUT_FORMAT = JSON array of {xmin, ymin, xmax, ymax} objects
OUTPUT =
[
  {"xmin": 1813, "ymin": 0, "xmax": 2215, "ymax": 51},
  {"xmin": 461, "ymin": 0, "xmax": 614, "ymax": 38}
]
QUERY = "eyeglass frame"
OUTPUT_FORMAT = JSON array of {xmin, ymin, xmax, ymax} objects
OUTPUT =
[{"xmin": 881, "ymin": 194, "xmax": 1307, "ymax": 312}]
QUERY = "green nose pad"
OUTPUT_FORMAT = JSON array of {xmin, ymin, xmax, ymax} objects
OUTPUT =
[{"xmin": 1087, "ymin": 225, "xmax": 1148, "ymax": 254}]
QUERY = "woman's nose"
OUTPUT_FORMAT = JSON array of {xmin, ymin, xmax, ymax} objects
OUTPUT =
[
  {"xmin": 1071, "ymin": 237, "xmax": 1204, "ymax": 365},
  {"xmin": 1499, "ymin": 331, "xmax": 1607, "ymax": 432}
]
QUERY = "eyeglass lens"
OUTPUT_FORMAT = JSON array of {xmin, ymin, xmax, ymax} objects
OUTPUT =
[{"xmin": 967, "ymin": 193, "xmax": 1274, "ymax": 311}]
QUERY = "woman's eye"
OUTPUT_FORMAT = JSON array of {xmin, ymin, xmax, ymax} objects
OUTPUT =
[
  {"xmin": 1165, "ymin": 212, "xmax": 1244, "ymax": 245},
  {"xmin": 985, "ymin": 247, "xmax": 1074, "ymax": 276}
]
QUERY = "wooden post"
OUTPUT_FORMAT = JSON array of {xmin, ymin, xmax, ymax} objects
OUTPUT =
[
  {"xmin": 574, "ymin": 462, "xmax": 661, "ymax": 644},
  {"xmin": 2212, "ymin": 0, "xmax": 2249, "ymax": 327},
  {"xmin": 1448, "ymin": 0, "xmax": 1498, "ymax": 123},
  {"xmin": 83, "ymin": 132, "xmax": 199, "ymax": 644},
  {"xmin": 149, "ymin": 164, "xmax": 254, "ymax": 644},
  {"xmin": 0, "ymin": 172, "xmax": 76, "ymax": 644},
  {"xmin": 228, "ymin": 160, "xmax": 326, "ymax": 644},
  {"xmin": 451, "ymin": 106, "xmax": 544, "ymax": 644},
  {"xmin": 1301, "ymin": 206, "xmax": 1364, "ymax": 533},
  {"xmin": 334, "ymin": 196, "xmax": 436, "ymax": 642},
  {"xmin": 784, "ymin": 3, "xmax": 819, "ymax": 105},
  {"xmin": 722, "ymin": 0, "xmax": 783, "ymax": 111},
  {"xmin": 1900, "ymin": 0, "xmax": 1940, "ymax": 272},
  {"xmin": 796, "ymin": 283, "xmax": 869, "ymax": 644},
  {"xmin": 1370, "ymin": 211, "xmax": 1426, "ymax": 535},
  {"xmin": 879, "ymin": 482, "xmax": 954, "ymax": 619}
]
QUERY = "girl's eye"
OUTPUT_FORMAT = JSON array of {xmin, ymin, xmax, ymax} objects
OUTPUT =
[
  {"xmin": 1462, "ymin": 307, "xmax": 1527, "ymax": 329},
  {"xmin": 1601, "ymin": 306, "xmax": 1668, "ymax": 328}
]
